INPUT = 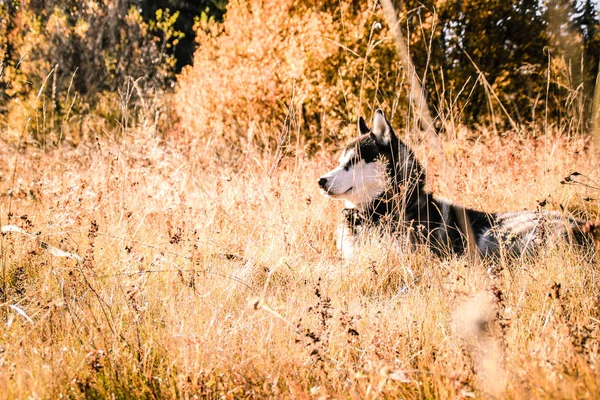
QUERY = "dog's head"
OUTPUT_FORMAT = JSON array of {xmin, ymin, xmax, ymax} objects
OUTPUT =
[{"xmin": 318, "ymin": 109, "xmax": 424, "ymax": 208}]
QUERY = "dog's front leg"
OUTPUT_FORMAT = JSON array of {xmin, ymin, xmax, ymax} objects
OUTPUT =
[{"xmin": 336, "ymin": 208, "xmax": 365, "ymax": 259}]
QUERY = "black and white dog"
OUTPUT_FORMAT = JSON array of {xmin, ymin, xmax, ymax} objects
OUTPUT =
[{"xmin": 318, "ymin": 109, "xmax": 598, "ymax": 259}]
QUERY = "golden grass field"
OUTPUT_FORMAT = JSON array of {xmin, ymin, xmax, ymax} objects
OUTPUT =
[{"xmin": 1, "ymin": 122, "xmax": 600, "ymax": 399}]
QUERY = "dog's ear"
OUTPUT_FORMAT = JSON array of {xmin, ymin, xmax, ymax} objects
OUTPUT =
[
  {"xmin": 371, "ymin": 109, "xmax": 397, "ymax": 147},
  {"xmin": 358, "ymin": 116, "xmax": 370, "ymax": 135}
]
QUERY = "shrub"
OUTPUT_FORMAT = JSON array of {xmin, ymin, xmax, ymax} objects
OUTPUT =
[
  {"xmin": 176, "ymin": 0, "xmax": 335, "ymax": 150},
  {"xmin": 0, "ymin": 0, "xmax": 183, "ymax": 145},
  {"xmin": 175, "ymin": 0, "xmax": 411, "ymax": 154}
]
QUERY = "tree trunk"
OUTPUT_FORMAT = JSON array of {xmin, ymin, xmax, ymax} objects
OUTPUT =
[
  {"xmin": 378, "ymin": 0, "xmax": 438, "ymax": 142},
  {"xmin": 594, "ymin": 60, "xmax": 600, "ymax": 151}
]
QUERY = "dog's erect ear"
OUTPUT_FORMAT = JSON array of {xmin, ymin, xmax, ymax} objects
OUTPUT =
[
  {"xmin": 358, "ymin": 116, "xmax": 370, "ymax": 135},
  {"xmin": 371, "ymin": 109, "xmax": 397, "ymax": 147}
]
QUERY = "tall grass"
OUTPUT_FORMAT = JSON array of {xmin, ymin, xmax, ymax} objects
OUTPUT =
[{"xmin": 1, "ymin": 108, "xmax": 599, "ymax": 398}]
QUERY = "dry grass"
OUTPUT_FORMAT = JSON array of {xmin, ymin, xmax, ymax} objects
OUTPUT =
[
  {"xmin": 2, "ymin": 1, "xmax": 598, "ymax": 398},
  {"xmin": 1, "ymin": 119, "xmax": 599, "ymax": 399}
]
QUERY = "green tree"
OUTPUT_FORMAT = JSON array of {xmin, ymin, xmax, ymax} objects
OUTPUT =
[{"xmin": 403, "ymin": 0, "xmax": 550, "ymax": 126}]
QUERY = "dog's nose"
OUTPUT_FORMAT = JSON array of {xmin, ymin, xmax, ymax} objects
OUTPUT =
[{"xmin": 318, "ymin": 177, "xmax": 328, "ymax": 189}]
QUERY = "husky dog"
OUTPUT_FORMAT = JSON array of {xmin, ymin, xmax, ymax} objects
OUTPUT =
[{"xmin": 318, "ymin": 109, "xmax": 598, "ymax": 259}]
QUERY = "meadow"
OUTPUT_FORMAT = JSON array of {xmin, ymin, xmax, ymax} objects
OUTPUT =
[
  {"xmin": 1, "ymin": 0, "xmax": 600, "ymax": 398},
  {"xmin": 1, "ymin": 119, "xmax": 599, "ymax": 398}
]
